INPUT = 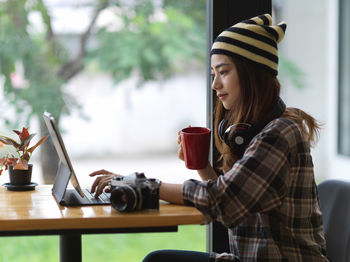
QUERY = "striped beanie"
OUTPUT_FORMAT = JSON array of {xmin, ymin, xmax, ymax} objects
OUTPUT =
[{"xmin": 211, "ymin": 14, "xmax": 287, "ymax": 76}]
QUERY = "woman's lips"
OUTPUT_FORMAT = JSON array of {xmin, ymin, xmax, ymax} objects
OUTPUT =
[{"xmin": 217, "ymin": 93, "xmax": 228, "ymax": 100}]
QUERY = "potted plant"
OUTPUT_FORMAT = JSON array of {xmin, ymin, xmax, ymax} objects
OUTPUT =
[{"xmin": 0, "ymin": 127, "xmax": 48, "ymax": 190}]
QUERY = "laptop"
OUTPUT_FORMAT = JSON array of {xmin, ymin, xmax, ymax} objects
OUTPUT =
[{"xmin": 43, "ymin": 112, "xmax": 111, "ymax": 206}]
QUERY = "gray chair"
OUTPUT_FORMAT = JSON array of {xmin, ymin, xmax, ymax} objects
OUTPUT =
[{"xmin": 318, "ymin": 179, "xmax": 350, "ymax": 262}]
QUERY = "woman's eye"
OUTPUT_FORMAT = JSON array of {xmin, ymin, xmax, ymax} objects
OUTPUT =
[
  {"xmin": 210, "ymin": 74, "xmax": 215, "ymax": 80},
  {"xmin": 219, "ymin": 70, "xmax": 227, "ymax": 75}
]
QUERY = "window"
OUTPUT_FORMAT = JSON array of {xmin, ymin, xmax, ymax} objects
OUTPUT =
[
  {"xmin": 0, "ymin": 1, "xmax": 207, "ymax": 261},
  {"xmin": 0, "ymin": 1, "xmax": 207, "ymax": 186}
]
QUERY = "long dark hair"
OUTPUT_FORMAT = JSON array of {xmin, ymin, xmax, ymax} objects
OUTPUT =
[{"xmin": 214, "ymin": 57, "xmax": 321, "ymax": 172}]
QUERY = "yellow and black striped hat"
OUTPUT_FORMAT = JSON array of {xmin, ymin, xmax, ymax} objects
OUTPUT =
[{"xmin": 211, "ymin": 14, "xmax": 287, "ymax": 76}]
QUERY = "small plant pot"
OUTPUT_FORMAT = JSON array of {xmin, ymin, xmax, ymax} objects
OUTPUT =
[{"xmin": 9, "ymin": 164, "xmax": 33, "ymax": 185}]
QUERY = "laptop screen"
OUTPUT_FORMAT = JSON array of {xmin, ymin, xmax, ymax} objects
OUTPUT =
[{"xmin": 43, "ymin": 112, "xmax": 84, "ymax": 198}]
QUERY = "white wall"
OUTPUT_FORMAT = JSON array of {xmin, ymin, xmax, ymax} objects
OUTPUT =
[
  {"xmin": 279, "ymin": 0, "xmax": 330, "ymax": 180},
  {"xmin": 278, "ymin": 0, "xmax": 350, "ymax": 181},
  {"xmin": 325, "ymin": 0, "xmax": 350, "ymax": 181},
  {"xmin": 60, "ymin": 71, "xmax": 207, "ymax": 158}
]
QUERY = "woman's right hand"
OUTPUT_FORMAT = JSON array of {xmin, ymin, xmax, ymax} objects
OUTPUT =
[{"xmin": 89, "ymin": 169, "xmax": 122, "ymax": 197}]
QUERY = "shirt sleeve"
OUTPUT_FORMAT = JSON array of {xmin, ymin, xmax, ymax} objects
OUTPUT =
[{"xmin": 182, "ymin": 128, "xmax": 290, "ymax": 227}]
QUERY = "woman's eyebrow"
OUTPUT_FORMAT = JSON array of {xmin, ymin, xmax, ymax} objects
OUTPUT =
[{"xmin": 211, "ymin": 63, "xmax": 231, "ymax": 70}]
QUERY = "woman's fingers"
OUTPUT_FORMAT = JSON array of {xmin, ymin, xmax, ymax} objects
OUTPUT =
[
  {"xmin": 95, "ymin": 177, "xmax": 112, "ymax": 197},
  {"xmin": 89, "ymin": 169, "xmax": 113, "ymax": 194},
  {"xmin": 89, "ymin": 169, "xmax": 112, "ymax": 177},
  {"xmin": 90, "ymin": 172, "xmax": 122, "ymax": 197},
  {"xmin": 90, "ymin": 175, "xmax": 104, "ymax": 193},
  {"xmin": 178, "ymin": 139, "xmax": 185, "ymax": 161},
  {"xmin": 178, "ymin": 147, "xmax": 184, "ymax": 161},
  {"xmin": 177, "ymin": 131, "xmax": 182, "ymax": 144}
]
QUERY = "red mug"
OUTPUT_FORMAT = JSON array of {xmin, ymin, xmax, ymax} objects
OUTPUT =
[{"xmin": 181, "ymin": 127, "xmax": 211, "ymax": 170}]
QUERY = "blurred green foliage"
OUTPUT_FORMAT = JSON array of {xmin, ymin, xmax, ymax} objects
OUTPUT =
[
  {"xmin": 87, "ymin": 1, "xmax": 206, "ymax": 86},
  {"xmin": 0, "ymin": 0, "xmax": 206, "ymax": 126},
  {"xmin": 0, "ymin": 0, "xmax": 68, "ymax": 126},
  {"xmin": 279, "ymin": 55, "xmax": 306, "ymax": 89}
]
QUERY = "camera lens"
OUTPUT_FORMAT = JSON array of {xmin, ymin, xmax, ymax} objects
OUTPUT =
[{"xmin": 110, "ymin": 186, "xmax": 138, "ymax": 212}]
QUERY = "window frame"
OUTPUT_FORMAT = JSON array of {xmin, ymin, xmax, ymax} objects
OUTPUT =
[{"xmin": 337, "ymin": 0, "xmax": 350, "ymax": 156}]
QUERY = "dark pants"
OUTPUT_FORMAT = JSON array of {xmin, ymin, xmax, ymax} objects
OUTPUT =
[{"xmin": 142, "ymin": 250, "xmax": 211, "ymax": 262}]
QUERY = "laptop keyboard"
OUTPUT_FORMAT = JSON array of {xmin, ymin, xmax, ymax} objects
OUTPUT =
[{"xmin": 82, "ymin": 188, "xmax": 111, "ymax": 204}]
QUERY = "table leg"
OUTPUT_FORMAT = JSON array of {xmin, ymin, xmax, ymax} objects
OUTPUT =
[{"xmin": 60, "ymin": 234, "xmax": 82, "ymax": 262}]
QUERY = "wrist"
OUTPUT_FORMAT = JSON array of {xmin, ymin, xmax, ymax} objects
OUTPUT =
[
  {"xmin": 198, "ymin": 161, "xmax": 210, "ymax": 171},
  {"xmin": 197, "ymin": 162, "xmax": 217, "ymax": 181}
]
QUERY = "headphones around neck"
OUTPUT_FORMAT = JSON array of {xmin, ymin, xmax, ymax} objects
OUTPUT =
[{"xmin": 218, "ymin": 98, "xmax": 286, "ymax": 157}]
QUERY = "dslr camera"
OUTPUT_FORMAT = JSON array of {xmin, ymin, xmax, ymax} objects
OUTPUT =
[{"xmin": 109, "ymin": 172, "xmax": 160, "ymax": 212}]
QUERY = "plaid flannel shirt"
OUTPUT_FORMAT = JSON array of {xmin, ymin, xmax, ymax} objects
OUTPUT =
[{"xmin": 182, "ymin": 117, "xmax": 328, "ymax": 261}]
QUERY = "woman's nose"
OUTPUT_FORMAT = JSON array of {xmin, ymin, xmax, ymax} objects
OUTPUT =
[{"xmin": 211, "ymin": 76, "xmax": 221, "ymax": 90}]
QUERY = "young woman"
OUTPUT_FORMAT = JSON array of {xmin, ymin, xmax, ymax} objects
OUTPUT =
[{"xmin": 90, "ymin": 14, "xmax": 328, "ymax": 261}]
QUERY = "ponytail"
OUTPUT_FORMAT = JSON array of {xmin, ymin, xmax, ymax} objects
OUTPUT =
[{"xmin": 283, "ymin": 108, "xmax": 321, "ymax": 147}]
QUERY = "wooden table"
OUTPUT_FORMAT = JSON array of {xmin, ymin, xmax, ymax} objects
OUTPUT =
[{"xmin": 0, "ymin": 185, "xmax": 203, "ymax": 262}]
